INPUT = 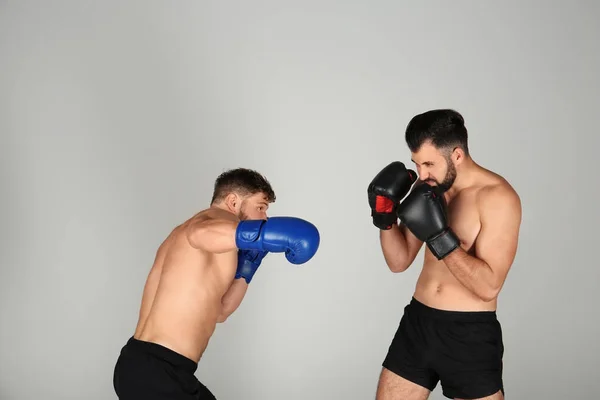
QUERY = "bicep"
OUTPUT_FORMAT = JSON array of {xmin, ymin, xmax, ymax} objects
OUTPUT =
[{"xmin": 475, "ymin": 189, "xmax": 522, "ymax": 281}]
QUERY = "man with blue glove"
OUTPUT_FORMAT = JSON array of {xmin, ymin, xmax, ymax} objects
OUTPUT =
[{"xmin": 113, "ymin": 168, "xmax": 320, "ymax": 400}]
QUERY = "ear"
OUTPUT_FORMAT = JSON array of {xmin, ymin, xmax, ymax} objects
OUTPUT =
[
  {"xmin": 452, "ymin": 147, "xmax": 465, "ymax": 165},
  {"xmin": 224, "ymin": 193, "xmax": 239, "ymax": 211}
]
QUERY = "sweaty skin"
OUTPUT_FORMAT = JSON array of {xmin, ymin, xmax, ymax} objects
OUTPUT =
[{"xmin": 133, "ymin": 193, "xmax": 269, "ymax": 363}]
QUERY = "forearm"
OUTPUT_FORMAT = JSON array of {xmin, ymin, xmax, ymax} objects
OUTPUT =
[
  {"xmin": 217, "ymin": 279, "xmax": 249, "ymax": 322},
  {"xmin": 442, "ymin": 248, "xmax": 499, "ymax": 301},
  {"xmin": 380, "ymin": 225, "xmax": 411, "ymax": 272}
]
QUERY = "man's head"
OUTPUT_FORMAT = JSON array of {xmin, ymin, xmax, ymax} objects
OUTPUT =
[
  {"xmin": 405, "ymin": 109, "xmax": 470, "ymax": 192},
  {"xmin": 211, "ymin": 168, "xmax": 276, "ymax": 221}
]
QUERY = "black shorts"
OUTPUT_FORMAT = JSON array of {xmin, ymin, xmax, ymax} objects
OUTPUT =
[
  {"xmin": 113, "ymin": 337, "xmax": 217, "ymax": 400},
  {"xmin": 382, "ymin": 298, "xmax": 505, "ymax": 399}
]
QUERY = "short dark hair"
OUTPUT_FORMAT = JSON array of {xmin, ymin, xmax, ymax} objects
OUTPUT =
[
  {"xmin": 210, "ymin": 168, "xmax": 276, "ymax": 204},
  {"xmin": 405, "ymin": 109, "xmax": 469, "ymax": 156}
]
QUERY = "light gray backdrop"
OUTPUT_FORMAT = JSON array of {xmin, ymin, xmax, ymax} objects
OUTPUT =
[{"xmin": 1, "ymin": 1, "xmax": 598, "ymax": 399}]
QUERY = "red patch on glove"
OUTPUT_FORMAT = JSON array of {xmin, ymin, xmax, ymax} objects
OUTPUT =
[{"xmin": 375, "ymin": 196, "xmax": 394, "ymax": 213}]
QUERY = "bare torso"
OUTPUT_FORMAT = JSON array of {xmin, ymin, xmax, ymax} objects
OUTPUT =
[
  {"xmin": 413, "ymin": 169, "xmax": 510, "ymax": 312},
  {"xmin": 133, "ymin": 209, "xmax": 237, "ymax": 363}
]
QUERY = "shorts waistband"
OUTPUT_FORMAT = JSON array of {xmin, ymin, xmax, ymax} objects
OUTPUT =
[
  {"xmin": 408, "ymin": 297, "xmax": 497, "ymax": 322},
  {"xmin": 123, "ymin": 337, "xmax": 198, "ymax": 374}
]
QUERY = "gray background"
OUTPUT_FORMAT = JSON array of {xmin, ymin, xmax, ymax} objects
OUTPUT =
[{"xmin": 1, "ymin": 1, "xmax": 598, "ymax": 399}]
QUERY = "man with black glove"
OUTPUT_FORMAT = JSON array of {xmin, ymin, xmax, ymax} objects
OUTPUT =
[{"xmin": 371, "ymin": 109, "xmax": 522, "ymax": 400}]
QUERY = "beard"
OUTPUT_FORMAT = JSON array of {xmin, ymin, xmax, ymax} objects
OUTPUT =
[
  {"xmin": 427, "ymin": 157, "xmax": 457, "ymax": 193},
  {"xmin": 238, "ymin": 207, "xmax": 250, "ymax": 221},
  {"xmin": 237, "ymin": 199, "xmax": 251, "ymax": 221}
]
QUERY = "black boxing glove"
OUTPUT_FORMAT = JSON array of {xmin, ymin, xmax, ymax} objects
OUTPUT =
[
  {"xmin": 396, "ymin": 183, "xmax": 460, "ymax": 259},
  {"xmin": 368, "ymin": 161, "xmax": 416, "ymax": 230}
]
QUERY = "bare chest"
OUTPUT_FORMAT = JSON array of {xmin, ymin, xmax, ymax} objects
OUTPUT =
[{"xmin": 446, "ymin": 192, "xmax": 481, "ymax": 253}]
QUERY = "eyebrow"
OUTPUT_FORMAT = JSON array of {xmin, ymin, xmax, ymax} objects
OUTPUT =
[{"xmin": 412, "ymin": 159, "xmax": 434, "ymax": 165}]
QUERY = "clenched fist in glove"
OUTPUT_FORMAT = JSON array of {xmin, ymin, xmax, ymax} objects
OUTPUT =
[
  {"xmin": 235, "ymin": 216, "xmax": 320, "ymax": 265},
  {"xmin": 368, "ymin": 161, "xmax": 417, "ymax": 230},
  {"xmin": 396, "ymin": 183, "xmax": 461, "ymax": 260}
]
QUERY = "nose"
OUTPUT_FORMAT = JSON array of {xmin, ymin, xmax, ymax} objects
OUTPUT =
[{"xmin": 415, "ymin": 166, "xmax": 423, "ymax": 179}]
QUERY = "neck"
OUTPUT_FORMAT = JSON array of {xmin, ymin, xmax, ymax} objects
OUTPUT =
[
  {"xmin": 211, "ymin": 202, "xmax": 234, "ymax": 214},
  {"xmin": 446, "ymin": 157, "xmax": 479, "ymax": 197}
]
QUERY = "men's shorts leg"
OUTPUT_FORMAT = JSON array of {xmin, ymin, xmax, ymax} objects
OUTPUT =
[
  {"xmin": 427, "ymin": 307, "xmax": 505, "ymax": 400},
  {"xmin": 113, "ymin": 337, "xmax": 217, "ymax": 400},
  {"xmin": 381, "ymin": 300, "xmax": 439, "ymax": 392}
]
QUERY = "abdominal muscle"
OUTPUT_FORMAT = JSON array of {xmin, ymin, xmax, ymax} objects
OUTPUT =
[
  {"xmin": 133, "ymin": 226, "xmax": 237, "ymax": 363},
  {"xmin": 413, "ymin": 252, "xmax": 498, "ymax": 312}
]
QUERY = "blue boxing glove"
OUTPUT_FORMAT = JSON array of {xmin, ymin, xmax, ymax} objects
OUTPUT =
[
  {"xmin": 235, "ymin": 216, "xmax": 320, "ymax": 264},
  {"xmin": 235, "ymin": 249, "xmax": 269, "ymax": 284}
]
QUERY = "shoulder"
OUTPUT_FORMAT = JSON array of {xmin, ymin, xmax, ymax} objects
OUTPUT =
[
  {"xmin": 190, "ymin": 207, "xmax": 238, "ymax": 224},
  {"xmin": 477, "ymin": 176, "xmax": 521, "ymax": 219}
]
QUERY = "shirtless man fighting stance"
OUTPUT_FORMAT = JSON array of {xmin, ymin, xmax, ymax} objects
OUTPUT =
[
  {"xmin": 368, "ymin": 109, "xmax": 522, "ymax": 400},
  {"xmin": 113, "ymin": 168, "xmax": 320, "ymax": 399}
]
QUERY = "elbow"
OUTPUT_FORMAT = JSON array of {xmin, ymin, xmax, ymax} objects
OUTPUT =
[
  {"xmin": 216, "ymin": 314, "xmax": 228, "ymax": 323},
  {"xmin": 217, "ymin": 310, "xmax": 231, "ymax": 323},
  {"xmin": 217, "ymin": 305, "xmax": 235, "ymax": 323},
  {"xmin": 387, "ymin": 260, "xmax": 409, "ymax": 274},
  {"xmin": 479, "ymin": 286, "xmax": 501, "ymax": 302}
]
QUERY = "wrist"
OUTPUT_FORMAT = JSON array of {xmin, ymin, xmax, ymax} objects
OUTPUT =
[
  {"xmin": 235, "ymin": 220, "xmax": 266, "ymax": 249},
  {"xmin": 235, "ymin": 249, "xmax": 268, "ymax": 283},
  {"xmin": 426, "ymin": 228, "xmax": 460, "ymax": 260},
  {"xmin": 235, "ymin": 258, "xmax": 259, "ymax": 284},
  {"xmin": 371, "ymin": 210, "xmax": 398, "ymax": 230},
  {"xmin": 235, "ymin": 272, "xmax": 253, "ymax": 284}
]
